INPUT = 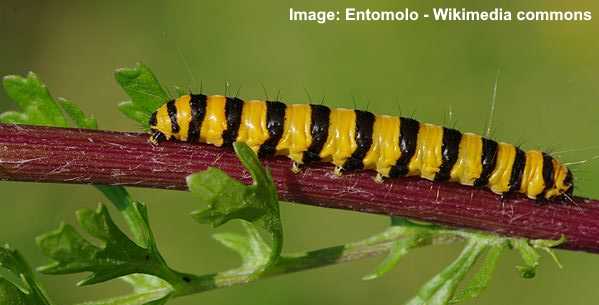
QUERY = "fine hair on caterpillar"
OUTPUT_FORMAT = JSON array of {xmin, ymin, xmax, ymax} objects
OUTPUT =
[{"xmin": 148, "ymin": 93, "xmax": 575, "ymax": 202}]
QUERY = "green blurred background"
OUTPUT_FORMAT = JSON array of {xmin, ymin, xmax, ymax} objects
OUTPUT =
[{"xmin": 1, "ymin": 1, "xmax": 599, "ymax": 304}]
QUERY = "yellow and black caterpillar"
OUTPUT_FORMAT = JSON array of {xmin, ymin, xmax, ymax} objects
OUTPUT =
[{"xmin": 149, "ymin": 94, "xmax": 574, "ymax": 200}]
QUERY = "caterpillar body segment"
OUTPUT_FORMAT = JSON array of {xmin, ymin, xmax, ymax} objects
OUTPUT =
[{"xmin": 149, "ymin": 94, "xmax": 574, "ymax": 201}]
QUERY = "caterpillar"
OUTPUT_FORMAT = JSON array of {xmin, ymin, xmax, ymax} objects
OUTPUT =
[{"xmin": 148, "ymin": 94, "xmax": 574, "ymax": 201}]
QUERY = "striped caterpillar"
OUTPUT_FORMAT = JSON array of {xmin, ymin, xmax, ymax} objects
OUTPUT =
[{"xmin": 149, "ymin": 94, "xmax": 574, "ymax": 201}]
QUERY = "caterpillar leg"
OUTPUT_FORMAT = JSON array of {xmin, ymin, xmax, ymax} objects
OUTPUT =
[
  {"xmin": 499, "ymin": 192, "xmax": 506, "ymax": 201},
  {"xmin": 334, "ymin": 166, "xmax": 343, "ymax": 177},
  {"xmin": 291, "ymin": 161, "xmax": 301, "ymax": 174},
  {"xmin": 374, "ymin": 173, "xmax": 384, "ymax": 184}
]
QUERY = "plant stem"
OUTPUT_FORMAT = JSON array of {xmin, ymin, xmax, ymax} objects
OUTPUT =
[
  {"xmin": 176, "ymin": 226, "xmax": 459, "ymax": 296},
  {"xmin": 2, "ymin": 124, "xmax": 599, "ymax": 253}
]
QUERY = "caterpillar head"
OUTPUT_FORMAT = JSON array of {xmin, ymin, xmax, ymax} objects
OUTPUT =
[{"xmin": 148, "ymin": 108, "xmax": 169, "ymax": 144}]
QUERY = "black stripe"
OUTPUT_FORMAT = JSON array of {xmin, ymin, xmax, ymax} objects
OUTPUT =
[
  {"xmin": 221, "ymin": 97, "xmax": 244, "ymax": 146},
  {"xmin": 435, "ymin": 127, "xmax": 462, "ymax": 181},
  {"xmin": 166, "ymin": 100, "xmax": 179, "ymax": 134},
  {"xmin": 187, "ymin": 94, "xmax": 206, "ymax": 143},
  {"xmin": 258, "ymin": 101, "xmax": 286, "ymax": 157},
  {"xmin": 540, "ymin": 153, "xmax": 555, "ymax": 197},
  {"xmin": 149, "ymin": 111, "xmax": 157, "ymax": 126},
  {"xmin": 389, "ymin": 117, "xmax": 419, "ymax": 178},
  {"xmin": 343, "ymin": 110, "xmax": 375, "ymax": 171},
  {"xmin": 509, "ymin": 147, "xmax": 526, "ymax": 192},
  {"xmin": 474, "ymin": 138, "xmax": 498, "ymax": 187},
  {"xmin": 303, "ymin": 104, "xmax": 331, "ymax": 163}
]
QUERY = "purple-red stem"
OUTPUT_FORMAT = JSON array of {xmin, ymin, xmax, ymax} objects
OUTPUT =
[{"xmin": 0, "ymin": 123, "xmax": 598, "ymax": 253}]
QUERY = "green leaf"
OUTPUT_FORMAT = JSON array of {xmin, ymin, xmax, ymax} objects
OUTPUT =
[
  {"xmin": 58, "ymin": 97, "xmax": 97, "ymax": 129},
  {"xmin": 80, "ymin": 274, "xmax": 172, "ymax": 305},
  {"xmin": 95, "ymin": 186, "xmax": 153, "ymax": 249},
  {"xmin": 509, "ymin": 235, "xmax": 565, "ymax": 279},
  {"xmin": 405, "ymin": 241, "xmax": 487, "ymax": 305},
  {"xmin": 0, "ymin": 111, "xmax": 28, "ymax": 124},
  {"xmin": 450, "ymin": 244, "xmax": 504, "ymax": 303},
  {"xmin": 36, "ymin": 204, "xmax": 172, "ymax": 286},
  {"xmin": 362, "ymin": 217, "xmax": 436, "ymax": 281},
  {"xmin": 0, "ymin": 245, "xmax": 51, "ymax": 305},
  {"xmin": 363, "ymin": 236, "xmax": 420, "ymax": 280},
  {"xmin": 118, "ymin": 101, "xmax": 151, "ymax": 128},
  {"xmin": 1, "ymin": 73, "xmax": 67, "ymax": 127},
  {"xmin": 0, "ymin": 245, "xmax": 29, "ymax": 277},
  {"xmin": 213, "ymin": 221, "xmax": 272, "ymax": 276},
  {"xmin": 1, "ymin": 72, "xmax": 96, "ymax": 131},
  {"xmin": 121, "ymin": 274, "xmax": 171, "ymax": 294},
  {"xmin": 531, "ymin": 235, "xmax": 566, "ymax": 269},
  {"xmin": 0, "ymin": 278, "xmax": 29, "ymax": 305},
  {"xmin": 511, "ymin": 239, "xmax": 540, "ymax": 279},
  {"xmin": 188, "ymin": 168, "xmax": 256, "ymax": 226},
  {"xmin": 115, "ymin": 63, "xmax": 169, "ymax": 126},
  {"xmin": 530, "ymin": 235, "xmax": 566, "ymax": 249},
  {"xmin": 187, "ymin": 142, "xmax": 282, "ymax": 276}
]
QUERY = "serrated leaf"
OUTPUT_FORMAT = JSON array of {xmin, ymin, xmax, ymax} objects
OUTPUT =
[
  {"xmin": 118, "ymin": 101, "xmax": 151, "ymax": 128},
  {"xmin": 1, "ymin": 73, "xmax": 68, "ymax": 127},
  {"xmin": 405, "ymin": 241, "xmax": 487, "ymax": 305},
  {"xmin": 188, "ymin": 168, "xmax": 255, "ymax": 226},
  {"xmin": 1, "ymin": 72, "xmax": 96, "ymax": 131},
  {"xmin": 95, "ymin": 186, "xmax": 154, "ymax": 249},
  {"xmin": 0, "ymin": 245, "xmax": 51, "ymax": 305},
  {"xmin": 187, "ymin": 142, "xmax": 282, "ymax": 276},
  {"xmin": 0, "ymin": 278, "xmax": 29, "ymax": 305},
  {"xmin": 58, "ymin": 97, "xmax": 97, "ymax": 129},
  {"xmin": 450, "ymin": 244, "xmax": 504, "ymax": 303},
  {"xmin": 36, "ymin": 204, "xmax": 168, "ymax": 286},
  {"xmin": 0, "ymin": 246, "xmax": 30, "ymax": 276},
  {"xmin": 114, "ymin": 63, "xmax": 169, "ymax": 126}
]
